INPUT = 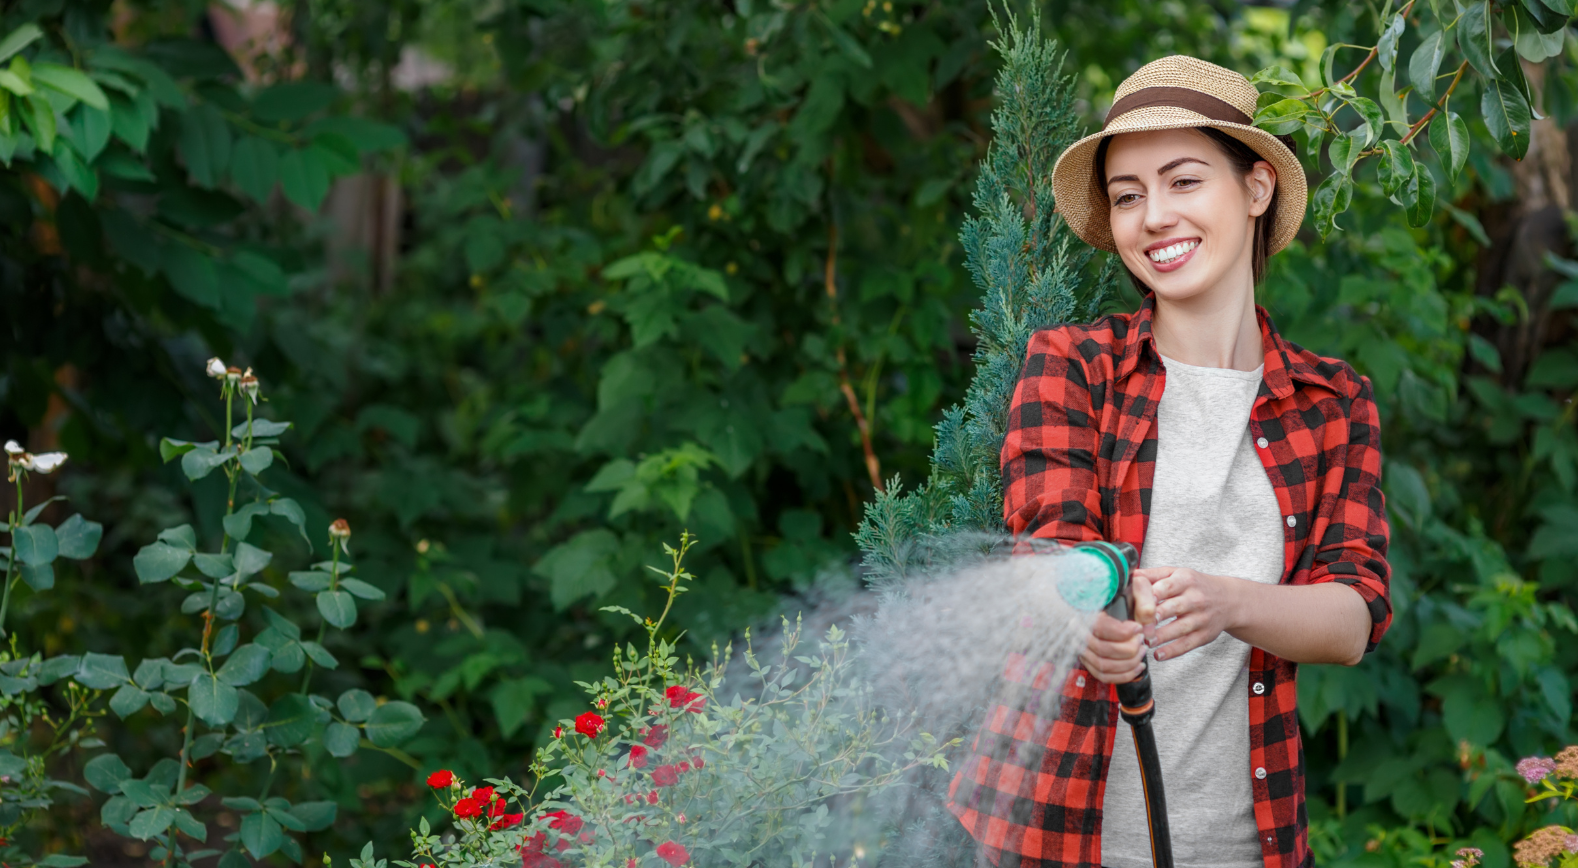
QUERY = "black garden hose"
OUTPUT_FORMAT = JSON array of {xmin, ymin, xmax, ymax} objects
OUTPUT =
[{"xmin": 1072, "ymin": 542, "xmax": 1175, "ymax": 868}]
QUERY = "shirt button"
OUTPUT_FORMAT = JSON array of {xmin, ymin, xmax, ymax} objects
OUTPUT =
[
  {"xmin": 1256, "ymin": 436, "xmax": 1269, "ymax": 449},
  {"xmin": 1076, "ymin": 676, "xmax": 1086, "ymax": 688},
  {"xmin": 1285, "ymin": 515, "xmax": 1297, "ymax": 528},
  {"xmin": 1252, "ymin": 682, "xmax": 1265, "ymax": 695},
  {"xmin": 1255, "ymin": 767, "xmax": 1267, "ymax": 780}
]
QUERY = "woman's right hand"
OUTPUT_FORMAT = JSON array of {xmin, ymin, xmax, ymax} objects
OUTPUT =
[{"xmin": 1077, "ymin": 570, "xmax": 1156, "ymax": 684}]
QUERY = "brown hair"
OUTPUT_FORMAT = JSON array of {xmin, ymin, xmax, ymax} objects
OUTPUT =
[{"xmin": 1093, "ymin": 127, "xmax": 1290, "ymax": 292}]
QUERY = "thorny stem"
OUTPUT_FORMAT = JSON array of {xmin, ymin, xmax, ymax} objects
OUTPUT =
[
  {"xmin": 1398, "ymin": 61, "xmax": 1470, "ymax": 145},
  {"xmin": 0, "ymin": 476, "xmax": 22, "ymax": 637}
]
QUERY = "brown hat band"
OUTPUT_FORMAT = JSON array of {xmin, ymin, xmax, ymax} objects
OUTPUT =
[{"xmin": 1103, "ymin": 86, "xmax": 1252, "ymax": 128}]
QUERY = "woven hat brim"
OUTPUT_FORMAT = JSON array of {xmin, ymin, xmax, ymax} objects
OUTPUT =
[{"xmin": 1050, "ymin": 105, "xmax": 1308, "ymax": 257}]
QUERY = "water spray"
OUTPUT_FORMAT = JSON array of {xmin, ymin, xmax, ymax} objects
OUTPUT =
[{"xmin": 1060, "ymin": 541, "xmax": 1175, "ymax": 868}]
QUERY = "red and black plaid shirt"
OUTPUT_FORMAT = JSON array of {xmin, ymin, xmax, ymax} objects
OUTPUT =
[{"xmin": 947, "ymin": 297, "xmax": 1392, "ymax": 868}]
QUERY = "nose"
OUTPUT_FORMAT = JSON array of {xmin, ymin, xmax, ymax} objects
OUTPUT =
[{"xmin": 1142, "ymin": 186, "xmax": 1179, "ymax": 235}]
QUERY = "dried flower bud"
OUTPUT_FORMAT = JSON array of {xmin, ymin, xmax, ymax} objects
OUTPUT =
[
  {"xmin": 206, "ymin": 357, "xmax": 227, "ymax": 378},
  {"xmin": 225, "ymin": 366, "xmax": 242, "ymax": 384},
  {"xmin": 4, "ymin": 441, "xmax": 23, "ymax": 457},
  {"xmin": 239, "ymin": 368, "xmax": 260, "ymax": 404},
  {"xmin": 25, "ymin": 452, "xmax": 67, "ymax": 474},
  {"xmin": 329, "ymin": 519, "xmax": 352, "ymax": 554}
]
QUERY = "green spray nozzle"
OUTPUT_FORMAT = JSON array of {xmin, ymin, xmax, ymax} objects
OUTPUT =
[{"xmin": 1053, "ymin": 540, "xmax": 1138, "ymax": 619}]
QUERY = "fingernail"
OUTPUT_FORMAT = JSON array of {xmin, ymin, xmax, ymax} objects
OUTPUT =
[{"xmin": 1155, "ymin": 651, "xmax": 1166, "ymax": 660}]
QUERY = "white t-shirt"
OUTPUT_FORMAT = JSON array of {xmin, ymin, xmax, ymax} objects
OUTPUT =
[{"xmin": 1099, "ymin": 354, "xmax": 1286, "ymax": 868}]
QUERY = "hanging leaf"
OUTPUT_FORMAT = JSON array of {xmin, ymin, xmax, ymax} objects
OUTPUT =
[
  {"xmin": 230, "ymin": 136, "xmax": 279, "ymax": 204},
  {"xmin": 1253, "ymin": 98, "xmax": 1307, "ymax": 135},
  {"xmin": 0, "ymin": 24, "xmax": 44, "ymax": 66},
  {"xmin": 133, "ymin": 542, "xmax": 191, "ymax": 583},
  {"xmin": 1376, "ymin": 12, "xmax": 1405, "ymax": 71},
  {"xmin": 1311, "ymin": 171, "xmax": 1354, "ymax": 239},
  {"xmin": 1377, "ymin": 140, "xmax": 1417, "ymax": 199},
  {"xmin": 179, "ymin": 104, "xmax": 231, "ymax": 188},
  {"xmin": 1458, "ymin": 2, "xmax": 1498, "ymax": 80},
  {"xmin": 1429, "ymin": 110, "xmax": 1470, "ymax": 184},
  {"xmin": 1342, "ymin": 96, "xmax": 1384, "ymax": 148},
  {"xmin": 1406, "ymin": 167, "xmax": 1437, "ymax": 228},
  {"xmin": 364, "ymin": 701, "xmax": 425, "ymax": 747},
  {"xmin": 1408, "ymin": 30, "xmax": 1449, "ymax": 105},
  {"xmin": 1481, "ymin": 78, "xmax": 1532, "ymax": 160},
  {"xmin": 31, "ymin": 63, "xmax": 109, "ymax": 111},
  {"xmin": 278, "ymin": 146, "xmax": 329, "ymax": 211}
]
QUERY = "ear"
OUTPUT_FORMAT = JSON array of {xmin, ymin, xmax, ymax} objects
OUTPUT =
[{"xmin": 1246, "ymin": 160, "xmax": 1276, "ymax": 218}]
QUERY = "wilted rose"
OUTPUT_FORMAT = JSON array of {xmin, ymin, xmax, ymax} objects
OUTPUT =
[{"xmin": 206, "ymin": 357, "xmax": 227, "ymax": 378}]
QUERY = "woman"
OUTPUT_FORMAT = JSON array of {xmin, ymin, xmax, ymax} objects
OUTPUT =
[{"xmin": 947, "ymin": 56, "xmax": 1392, "ymax": 868}]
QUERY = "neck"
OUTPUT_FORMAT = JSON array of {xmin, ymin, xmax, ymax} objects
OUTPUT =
[{"xmin": 1150, "ymin": 276, "xmax": 1262, "ymax": 371}]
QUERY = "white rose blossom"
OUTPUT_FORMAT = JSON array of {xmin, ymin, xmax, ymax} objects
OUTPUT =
[
  {"xmin": 206, "ymin": 357, "xmax": 227, "ymax": 378},
  {"xmin": 4, "ymin": 441, "xmax": 67, "ymax": 480}
]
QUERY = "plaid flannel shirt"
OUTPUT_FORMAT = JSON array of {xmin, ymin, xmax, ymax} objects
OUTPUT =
[{"xmin": 947, "ymin": 297, "xmax": 1392, "ymax": 868}]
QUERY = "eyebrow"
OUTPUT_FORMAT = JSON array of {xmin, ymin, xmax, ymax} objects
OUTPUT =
[{"xmin": 1105, "ymin": 156, "xmax": 1210, "ymax": 188}]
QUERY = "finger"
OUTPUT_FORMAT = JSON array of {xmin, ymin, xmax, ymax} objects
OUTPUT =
[
  {"xmin": 1154, "ymin": 590, "xmax": 1198, "ymax": 623},
  {"xmin": 1087, "ymin": 634, "xmax": 1144, "ymax": 661},
  {"xmin": 1129, "ymin": 571, "xmax": 1157, "ymax": 626},
  {"xmin": 1153, "ymin": 624, "xmax": 1213, "ymax": 661},
  {"xmin": 1083, "ymin": 651, "xmax": 1144, "ymax": 681},
  {"xmin": 1150, "ymin": 613, "xmax": 1203, "ymax": 649},
  {"xmin": 1090, "ymin": 612, "xmax": 1143, "ymax": 641}
]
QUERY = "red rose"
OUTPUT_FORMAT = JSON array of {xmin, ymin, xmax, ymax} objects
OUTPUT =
[
  {"xmin": 546, "ymin": 810, "xmax": 583, "ymax": 836},
  {"xmin": 579, "ymin": 831, "xmax": 594, "ymax": 844},
  {"xmin": 656, "ymin": 841, "xmax": 690, "ymax": 866},
  {"xmin": 628, "ymin": 744, "xmax": 649, "ymax": 769},
  {"xmin": 471, "ymin": 786, "xmax": 496, "ymax": 802},
  {"xmin": 647, "ymin": 790, "xmax": 659, "ymax": 804},
  {"xmin": 521, "ymin": 832, "xmax": 547, "ymax": 853},
  {"xmin": 678, "ymin": 761, "xmax": 691, "ymax": 773},
  {"xmin": 453, "ymin": 797, "xmax": 484, "ymax": 818},
  {"xmin": 491, "ymin": 811, "xmax": 524, "ymax": 830},
  {"xmin": 652, "ymin": 764, "xmax": 679, "ymax": 787},
  {"xmin": 665, "ymin": 685, "xmax": 704, "ymax": 710},
  {"xmin": 553, "ymin": 725, "xmax": 564, "ymax": 739},
  {"xmin": 489, "ymin": 797, "xmax": 509, "ymax": 818},
  {"xmin": 426, "ymin": 769, "xmax": 454, "ymax": 788},
  {"xmin": 575, "ymin": 711, "xmax": 606, "ymax": 738},
  {"xmin": 643, "ymin": 724, "xmax": 669, "ymax": 748},
  {"xmin": 628, "ymin": 860, "xmax": 637, "ymax": 868},
  {"xmin": 691, "ymin": 755, "xmax": 705, "ymax": 769}
]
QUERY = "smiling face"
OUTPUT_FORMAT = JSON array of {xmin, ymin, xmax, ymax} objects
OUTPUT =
[{"xmin": 1101, "ymin": 128, "xmax": 1276, "ymax": 307}]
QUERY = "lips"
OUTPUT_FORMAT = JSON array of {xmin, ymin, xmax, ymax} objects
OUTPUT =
[{"xmin": 1145, "ymin": 238, "xmax": 1200, "ymax": 273}]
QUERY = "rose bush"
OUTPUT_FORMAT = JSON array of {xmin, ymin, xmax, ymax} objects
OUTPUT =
[{"xmin": 381, "ymin": 534, "xmax": 952, "ymax": 867}]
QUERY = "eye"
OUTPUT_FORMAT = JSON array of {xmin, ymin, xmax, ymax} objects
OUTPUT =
[
  {"xmin": 1173, "ymin": 177, "xmax": 1200, "ymax": 190},
  {"xmin": 1113, "ymin": 192, "xmax": 1139, "ymax": 207}
]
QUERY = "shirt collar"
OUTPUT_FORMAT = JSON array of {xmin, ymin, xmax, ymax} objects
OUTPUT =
[{"xmin": 1119, "ymin": 294, "xmax": 1341, "ymax": 399}]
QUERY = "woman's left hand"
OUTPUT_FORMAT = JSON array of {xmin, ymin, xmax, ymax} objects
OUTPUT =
[{"xmin": 1131, "ymin": 566, "xmax": 1241, "ymax": 661}]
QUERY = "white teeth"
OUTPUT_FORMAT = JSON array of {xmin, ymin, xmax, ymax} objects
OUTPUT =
[{"xmin": 1148, "ymin": 240, "xmax": 1198, "ymax": 263}]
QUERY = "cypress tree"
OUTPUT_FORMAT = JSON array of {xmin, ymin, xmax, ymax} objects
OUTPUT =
[{"xmin": 854, "ymin": 11, "xmax": 1116, "ymax": 584}]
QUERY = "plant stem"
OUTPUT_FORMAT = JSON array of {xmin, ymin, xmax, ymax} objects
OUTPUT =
[
  {"xmin": 1398, "ymin": 61, "xmax": 1469, "ymax": 145},
  {"xmin": 0, "ymin": 476, "xmax": 22, "ymax": 637},
  {"xmin": 1306, "ymin": 0, "xmax": 1417, "ymax": 101},
  {"xmin": 1336, "ymin": 711, "xmax": 1349, "ymax": 819},
  {"xmin": 300, "ymin": 541, "xmax": 339, "ymax": 694}
]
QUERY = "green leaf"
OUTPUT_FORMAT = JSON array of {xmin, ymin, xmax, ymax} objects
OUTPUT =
[
  {"xmin": 290, "ymin": 800, "xmax": 337, "ymax": 832},
  {"xmin": 364, "ymin": 701, "xmax": 424, "ymax": 747},
  {"xmin": 1459, "ymin": 2, "xmax": 1498, "ymax": 80},
  {"xmin": 1408, "ymin": 30, "xmax": 1449, "ymax": 107},
  {"xmin": 1406, "ymin": 168, "xmax": 1436, "ymax": 228},
  {"xmin": 323, "ymin": 721, "xmax": 360, "ymax": 757},
  {"xmin": 1327, "ymin": 130, "xmax": 1362, "ymax": 173},
  {"xmin": 36, "ymin": 856, "xmax": 88, "ymax": 868},
  {"xmin": 312, "ymin": 132, "xmax": 359, "ymax": 176},
  {"xmin": 316, "ymin": 590, "xmax": 357, "ymax": 628},
  {"xmin": 1429, "ymin": 110, "xmax": 1470, "ymax": 184},
  {"xmin": 216, "ymin": 644, "xmax": 271, "ymax": 687},
  {"xmin": 251, "ymin": 81, "xmax": 338, "ymax": 122},
  {"xmin": 222, "ymin": 501, "xmax": 270, "ymax": 543},
  {"xmin": 20, "ymin": 93, "xmax": 55, "ymax": 153},
  {"xmin": 12, "ymin": 524, "xmax": 57, "ymax": 565},
  {"xmin": 1376, "ymin": 140, "xmax": 1416, "ymax": 199},
  {"xmin": 159, "ymin": 525, "xmax": 198, "ymax": 549},
  {"xmin": 239, "ymin": 446, "xmax": 273, "ymax": 474},
  {"xmin": 55, "ymin": 514, "xmax": 103, "ymax": 559},
  {"xmin": 233, "ymin": 541, "xmax": 271, "ymax": 578},
  {"xmin": 302, "ymin": 115, "xmax": 407, "ymax": 152},
  {"xmin": 19, "ymin": 562, "xmax": 52, "ymax": 591},
  {"xmin": 193, "ymin": 552, "xmax": 234, "ymax": 579},
  {"xmin": 109, "ymin": 684, "xmax": 150, "ymax": 718},
  {"xmin": 1376, "ymin": 12, "xmax": 1405, "ymax": 71},
  {"xmin": 338, "ymin": 577, "xmax": 385, "ymax": 601},
  {"xmin": 299, "ymin": 641, "xmax": 336, "ymax": 668},
  {"xmin": 1482, "ymin": 77, "xmax": 1532, "ymax": 160},
  {"xmin": 76, "ymin": 652, "xmax": 130, "ymax": 689},
  {"xmin": 1311, "ymin": 171, "xmax": 1353, "ymax": 239},
  {"xmin": 129, "ymin": 806, "xmax": 176, "ymax": 840},
  {"xmin": 31, "ymin": 63, "xmax": 110, "ymax": 111},
  {"xmin": 240, "ymin": 811, "xmax": 283, "ymax": 859},
  {"xmin": 1249, "ymin": 64, "xmax": 1306, "ymax": 91},
  {"xmin": 189, "ymin": 673, "xmax": 239, "ymax": 725},
  {"xmin": 337, "ymin": 688, "xmax": 377, "ymax": 722},
  {"xmin": 108, "ymin": 91, "xmax": 152, "ymax": 152},
  {"xmin": 49, "ymin": 139, "xmax": 98, "ymax": 201},
  {"xmin": 83, "ymin": 753, "xmax": 133, "ymax": 793},
  {"xmin": 234, "ymin": 419, "xmax": 292, "ymax": 438},
  {"xmin": 535, "ymin": 528, "xmax": 621, "ymax": 610},
  {"xmin": 816, "ymin": 12, "xmax": 873, "ymax": 69},
  {"xmin": 180, "ymin": 444, "xmax": 232, "ymax": 480},
  {"xmin": 159, "ymin": 438, "xmax": 207, "ymax": 462},
  {"xmin": 118, "ymin": 778, "xmax": 163, "ymax": 808},
  {"xmin": 37, "ymin": 655, "xmax": 80, "ymax": 685},
  {"xmin": 75, "ymin": 105, "xmax": 112, "ymax": 161},
  {"xmin": 0, "ymin": 24, "xmax": 44, "ymax": 66},
  {"xmin": 230, "ymin": 136, "xmax": 279, "ymax": 204},
  {"xmin": 1343, "ymin": 96, "xmax": 1384, "ymax": 148},
  {"xmin": 233, "ymin": 249, "xmax": 289, "ymax": 296},
  {"xmin": 179, "ymin": 103, "xmax": 231, "ymax": 188},
  {"xmin": 279, "ymin": 146, "xmax": 329, "ymax": 210},
  {"xmin": 134, "ymin": 542, "xmax": 191, "ymax": 583},
  {"xmin": 263, "ymin": 693, "xmax": 316, "ymax": 747},
  {"xmin": 1252, "ymin": 98, "xmax": 1308, "ymax": 135},
  {"xmin": 173, "ymin": 807, "xmax": 207, "ymax": 841}
]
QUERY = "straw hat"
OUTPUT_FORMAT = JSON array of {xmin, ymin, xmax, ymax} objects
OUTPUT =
[{"xmin": 1050, "ymin": 55, "xmax": 1306, "ymax": 256}]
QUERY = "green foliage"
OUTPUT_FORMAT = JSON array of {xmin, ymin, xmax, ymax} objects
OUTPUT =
[{"xmin": 401, "ymin": 534, "xmax": 951, "ymax": 867}]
